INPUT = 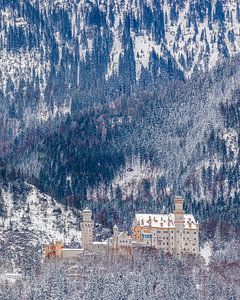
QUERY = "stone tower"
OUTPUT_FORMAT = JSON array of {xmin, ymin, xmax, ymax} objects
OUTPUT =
[
  {"xmin": 113, "ymin": 224, "xmax": 119, "ymax": 249},
  {"xmin": 81, "ymin": 208, "xmax": 94, "ymax": 250},
  {"xmin": 174, "ymin": 196, "xmax": 184, "ymax": 254}
]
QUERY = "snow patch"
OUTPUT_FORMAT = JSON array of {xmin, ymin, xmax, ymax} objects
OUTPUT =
[{"xmin": 200, "ymin": 241, "xmax": 212, "ymax": 265}]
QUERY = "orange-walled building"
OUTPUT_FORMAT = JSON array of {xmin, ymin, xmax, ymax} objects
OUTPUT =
[{"xmin": 45, "ymin": 241, "xmax": 64, "ymax": 259}]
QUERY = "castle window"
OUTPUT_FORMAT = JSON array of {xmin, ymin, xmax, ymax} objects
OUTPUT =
[{"xmin": 143, "ymin": 234, "xmax": 152, "ymax": 239}]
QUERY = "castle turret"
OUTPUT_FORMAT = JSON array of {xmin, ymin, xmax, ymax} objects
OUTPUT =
[
  {"xmin": 113, "ymin": 224, "xmax": 119, "ymax": 248},
  {"xmin": 113, "ymin": 224, "xmax": 118, "ymax": 237},
  {"xmin": 174, "ymin": 196, "xmax": 184, "ymax": 254},
  {"xmin": 81, "ymin": 208, "xmax": 94, "ymax": 250}
]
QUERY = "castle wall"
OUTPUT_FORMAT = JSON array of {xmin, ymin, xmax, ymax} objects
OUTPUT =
[{"xmin": 62, "ymin": 249, "xmax": 84, "ymax": 258}]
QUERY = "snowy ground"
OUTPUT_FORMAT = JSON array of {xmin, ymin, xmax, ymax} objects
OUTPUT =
[{"xmin": 200, "ymin": 241, "xmax": 212, "ymax": 265}]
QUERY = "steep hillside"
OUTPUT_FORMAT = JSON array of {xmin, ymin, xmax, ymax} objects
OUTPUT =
[
  {"xmin": 2, "ymin": 0, "xmax": 240, "ymax": 144},
  {"xmin": 0, "ymin": 1, "xmax": 239, "ymax": 296},
  {"xmin": 0, "ymin": 184, "xmax": 80, "ymax": 244},
  {"xmin": 0, "ymin": 0, "xmax": 240, "ymax": 240},
  {"xmin": 0, "ymin": 162, "xmax": 80, "ymax": 271},
  {"xmin": 4, "ymin": 56, "xmax": 238, "ymax": 238}
]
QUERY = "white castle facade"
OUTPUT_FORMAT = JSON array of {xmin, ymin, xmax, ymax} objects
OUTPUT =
[{"xmin": 132, "ymin": 196, "xmax": 199, "ymax": 255}]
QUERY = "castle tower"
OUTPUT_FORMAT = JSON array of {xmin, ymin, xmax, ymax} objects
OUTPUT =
[
  {"xmin": 113, "ymin": 224, "xmax": 119, "ymax": 249},
  {"xmin": 174, "ymin": 196, "xmax": 184, "ymax": 254},
  {"xmin": 81, "ymin": 208, "xmax": 94, "ymax": 250}
]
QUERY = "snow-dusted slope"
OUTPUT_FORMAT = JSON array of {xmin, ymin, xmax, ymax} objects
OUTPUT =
[
  {"xmin": 1, "ymin": 0, "xmax": 240, "ymax": 134},
  {"xmin": 87, "ymin": 157, "xmax": 170, "ymax": 201},
  {"xmin": 1, "ymin": 0, "xmax": 240, "ymax": 80},
  {"xmin": 0, "ymin": 0, "xmax": 240, "ymax": 220},
  {"xmin": 0, "ymin": 183, "xmax": 80, "ymax": 245}
]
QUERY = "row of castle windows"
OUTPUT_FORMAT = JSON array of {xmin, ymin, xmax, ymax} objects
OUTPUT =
[
  {"xmin": 143, "ymin": 235, "xmax": 197, "ymax": 241},
  {"xmin": 119, "ymin": 240, "xmax": 130, "ymax": 244},
  {"xmin": 157, "ymin": 247, "xmax": 196, "ymax": 253},
  {"xmin": 142, "ymin": 243, "xmax": 197, "ymax": 253},
  {"xmin": 154, "ymin": 230, "xmax": 197, "ymax": 234},
  {"xmin": 156, "ymin": 236, "xmax": 197, "ymax": 241}
]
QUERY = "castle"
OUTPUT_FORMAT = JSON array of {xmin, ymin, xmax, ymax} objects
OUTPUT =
[
  {"xmin": 132, "ymin": 196, "xmax": 199, "ymax": 255},
  {"xmin": 45, "ymin": 196, "xmax": 199, "ymax": 259}
]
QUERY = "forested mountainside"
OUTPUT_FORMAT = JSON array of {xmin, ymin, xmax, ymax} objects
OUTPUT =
[
  {"xmin": 1, "ymin": 0, "xmax": 240, "ymax": 143},
  {"xmin": 0, "ymin": 1, "xmax": 240, "ymax": 295},
  {"xmin": 7, "ymin": 57, "xmax": 239, "ymax": 234},
  {"xmin": 0, "ymin": 0, "xmax": 239, "ymax": 231}
]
